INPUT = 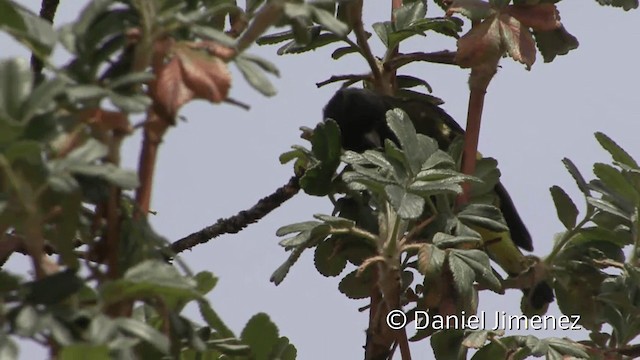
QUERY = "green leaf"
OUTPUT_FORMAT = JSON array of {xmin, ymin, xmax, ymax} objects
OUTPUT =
[
  {"xmin": 277, "ymin": 32, "xmax": 342, "ymax": 55},
  {"xmin": 396, "ymin": 75, "xmax": 433, "ymax": 92},
  {"xmin": 595, "ymin": 0, "xmax": 638, "ymax": 10},
  {"xmin": 283, "ymin": 2, "xmax": 312, "ymax": 18},
  {"xmin": 549, "ymin": 185, "xmax": 579, "ymax": 229},
  {"xmin": 593, "ymin": 163, "xmax": 640, "ymax": 203},
  {"xmin": 386, "ymin": 108, "xmax": 429, "ymax": 174},
  {"xmin": 73, "ymin": 0, "xmax": 114, "ymax": 37},
  {"xmin": 20, "ymin": 78, "xmax": 67, "ymax": 122},
  {"xmin": 100, "ymin": 260, "xmax": 200, "ymax": 305},
  {"xmin": 268, "ymin": 336, "xmax": 297, "ymax": 360},
  {"xmin": 587, "ymin": 197, "xmax": 629, "ymax": 220},
  {"xmin": 199, "ymin": 301, "xmax": 235, "ymax": 339},
  {"xmin": 458, "ymin": 204, "xmax": 509, "ymax": 233},
  {"xmin": 276, "ymin": 220, "xmax": 322, "ymax": 236},
  {"xmin": 562, "ymin": 157, "xmax": 590, "ymax": 195},
  {"xmin": 313, "ymin": 214, "xmax": 355, "ymax": 228},
  {"xmin": 279, "ymin": 148, "xmax": 304, "ymax": 164},
  {"xmin": 372, "ymin": 21, "xmax": 391, "ymax": 47},
  {"xmin": 431, "ymin": 329, "xmax": 466, "ymax": 360},
  {"xmin": 235, "ymin": 57, "xmax": 277, "ymax": 97},
  {"xmin": 546, "ymin": 338, "xmax": 589, "ymax": 358},
  {"xmin": 190, "ymin": 25, "xmax": 237, "ymax": 47},
  {"xmin": 410, "ymin": 178, "xmax": 470, "ymax": 197},
  {"xmin": 385, "ymin": 184, "xmax": 425, "ymax": 219},
  {"xmin": 257, "ymin": 30, "xmax": 294, "ymax": 45},
  {"xmin": 361, "ymin": 150, "xmax": 394, "ymax": 171},
  {"xmin": 237, "ymin": 54, "xmax": 280, "ymax": 76},
  {"xmin": 345, "ymin": 165, "xmax": 396, "ymax": 188},
  {"xmin": 278, "ymin": 227, "xmax": 316, "ymax": 248},
  {"xmin": 0, "ymin": 58, "xmax": 32, "ymax": 122},
  {"xmin": 115, "ymin": 318, "xmax": 170, "ymax": 354},
  {"xmin": 300, "ymin": 120, "xmax": 342, "ymax": 196},
  {"xmin": 331, "ymin": 46, "xmax": 358, "ymax": 59},
  {"xmin": 418, "ymin": 244, "xmax": 446, "ymax": 276},
  {"xmin": 194, "ymin": 271, "xmax": 218, "ymax": 295},
  {"xmin": 0, "ymin": 0, "xmax": 56, "ymax": 56},
  {"xmin": 270, "ymin": 245, "xmax": 306, "ymax": 285},
  {"xmin": 450, "ymin": 249, "xmax": 502, "ymax": 293},
  {"xmin": 3, "ymin": 140, "xmax": 42, "ymax": 164},
  {"xmin": 433, "ymin": 233, "xmax": 481, "ymax": 249},
  {"xmin": 595, "ymin": 132, "xmax": 638, "ymax": 169},
  {"xmin": 65, "ymin": 85, "xmax": 109, "ymax": 103},
  {"xmin": 448, "ymin": 252, "xmax": 475, "ymax": 303},
  {"xmin": 394, "ymin": 1, "xmax": 427, "ymax": 30},
  {"xmin": 421, "ymin": 151, "xmax": 456, "ymax": 170},
  {"xmin": 471, "ymin": 342, "xmax": 507, "ymax": 359},
  {"xmin": 109, "ymin": 92, "xmax": 151, "ymax": 113},
  {"xmin": 338, "ymin": 269, "xmax": 374, "ymax": 299},
  {"xmin": 314, "ymin": 238, "xmax": 347, "ymax": 277},
  {"xmin": 241, "ymin": 313, "xmax": 280, "ymax": 360},
  {"xmin": 60, "ymin": 344, "xmax": 110, "ymax": 360},
  {"xmin": 533, "ymin": 26, "xmax": 579, "ymax": 63},
  {"xmin": 108, "ymin": 71, "xmax": 155, "ymax": 89},
  {"xmin": 312, "ymin": 7, "xmax": 348, "ymax": 36},
  {"xmin": 0, "ymin": 0, "xmax": 24, "ymax": 36}
]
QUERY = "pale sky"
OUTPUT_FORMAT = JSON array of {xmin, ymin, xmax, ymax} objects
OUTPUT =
[{"xmin": 3, "ymin": 1, "xmax": 639, "ymax": 359}]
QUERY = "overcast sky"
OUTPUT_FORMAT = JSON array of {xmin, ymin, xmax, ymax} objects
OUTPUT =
[{"xmin": 3, "ymin": 1, "xmax": 640, "ymax": 359}]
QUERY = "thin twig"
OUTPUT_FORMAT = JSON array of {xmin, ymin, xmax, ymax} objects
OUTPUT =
[
  {"xmin": 403, "ymin": 215, "xmax": 435, "ymax": 243},
  {"xmin": 31, "ymin": 0, "xmax": 60, "ymax": 82},
  {"xmin": 348, "ymin": 0, "xmax": 383, "ymax": 87},
  {"xmin": 170, "ymin": 175, "xmax": 301, "ymax": 254}
]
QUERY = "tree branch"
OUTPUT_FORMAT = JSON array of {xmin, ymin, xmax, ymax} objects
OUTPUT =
[
  {"xmin": 31, "ymin": 0, "xmax": 60, "ymax": 82},
  {"xmin": 170, "ymin": 175, "xmax": 301, "ymax": 254},
  {"xmin": 348, "ymin": 0, "xmax": 383, "ymax": 89}
]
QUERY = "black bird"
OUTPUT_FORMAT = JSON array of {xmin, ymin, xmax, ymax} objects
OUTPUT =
[{"xmin": 323, "ymin": 87, "xmax": 554, "ymax": 314}]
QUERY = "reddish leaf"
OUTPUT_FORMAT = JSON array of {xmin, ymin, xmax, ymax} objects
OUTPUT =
[
  {"xmin": 176, "ymin": 47, "xmax": 231, "ymax": 104},
  {"xmin": 455, "ymin": 14, "xmax": 502, "ymax": 68},
  {"xmin": 79, "ymin": 108, "xmax": 132, "ymax": 134},
  {"xmin": 149, "ymin": 41, "xmax": 232, "ymax": 121},
  {"xmin": 498, "ymin": 13, "xmax": 536, "ymax": 70},
  {"xmin": 151, "ymin": 56, "xmax": 195, "ymax": 120},
  {"xmin": 505, "ymin": 4, "xmax": 561, "ymax": 32}
]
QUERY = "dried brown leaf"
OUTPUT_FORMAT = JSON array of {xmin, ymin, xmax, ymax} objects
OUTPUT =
[
  {"xmin": 505, "ymin": 4, "xmax": 561, "ymax": 32},
  {"xmin": 176, "ymin": 47, "xmax": 231, "ymax": 104}
]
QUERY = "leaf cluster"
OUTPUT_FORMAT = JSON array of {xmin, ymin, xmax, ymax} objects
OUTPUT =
[
  {"xmin": 1, "ymin": 0, "xmax": 302, "ymax": 358},
  {"xmin": 277, "ymin": 108, "xmax": 515, "ymax": 333}
]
